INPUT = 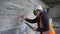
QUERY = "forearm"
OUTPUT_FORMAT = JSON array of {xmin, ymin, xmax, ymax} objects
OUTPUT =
[{"xmin": 25, "ymin": 18, "xmax": 37, "ymax": 23}]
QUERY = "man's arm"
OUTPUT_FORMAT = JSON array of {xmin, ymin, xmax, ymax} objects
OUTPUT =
[
  {"xmin": 42, "ymin": 14, "xmax": 49, "ymax": 31},
  {"xmin": 20, "ymin": 15, "xmax": 37, "ymax": 23},
  {"xmin": 25, "ymin": 17, "xmax": 37, "ymax": 23}
]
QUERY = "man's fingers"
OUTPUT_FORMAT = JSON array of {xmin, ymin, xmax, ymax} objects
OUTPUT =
[
  {"xmin": 20, "ymin": 15, "xmax": 24, "ymax": 18},
  {"xmin": 20, "ymin": 15, "xmax": 26, "ymax": 19}
]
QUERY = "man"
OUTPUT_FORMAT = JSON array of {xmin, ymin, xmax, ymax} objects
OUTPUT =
[{"xmin": 20, "ymin": 9, "xmax": 49, "ymax": 34}]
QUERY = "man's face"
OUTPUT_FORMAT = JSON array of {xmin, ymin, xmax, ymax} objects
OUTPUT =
[{"xmin": 33, "ymin": 9, "xmax": 40, "ymax": 16}]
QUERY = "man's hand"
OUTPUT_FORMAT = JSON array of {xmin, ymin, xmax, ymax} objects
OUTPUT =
[
  {"xmin": 20, "ymin": 15, "xmax": 27, "ymax": 19},
  {"xmin": 32, "ymin": 27, "xmax": 37, "ymax": 31}
]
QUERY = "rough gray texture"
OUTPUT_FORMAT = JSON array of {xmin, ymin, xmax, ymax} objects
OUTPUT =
[
  {"xmin": 0, "ymin": 0, "xmax": 56, "ymax": 34},
  {"xmin": 49, "ymin": 4, "xmax": 60, "ymax": 18},
  {"xmin": 0, "ymin": 0, "xmax": 47, "ymax": 34},
  {"xmin": 0, "ymin": 0, "xmax": 47, "ymax": 31}
]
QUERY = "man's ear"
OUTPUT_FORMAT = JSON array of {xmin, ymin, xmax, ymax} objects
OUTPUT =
[{"xmin": 33, "ymin": 12, "xmax": 36, "ymax": 16}]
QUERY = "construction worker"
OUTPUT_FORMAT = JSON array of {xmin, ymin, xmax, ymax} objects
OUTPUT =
[{"xmin": 20, "ymin": 8, "xmax": 50, "ymax": 34}]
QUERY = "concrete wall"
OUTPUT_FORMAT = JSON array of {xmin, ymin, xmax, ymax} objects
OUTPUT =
[
  {"xmin": 49, "ymin": 4, "xmax": 60, "ymax": 18},
  {"xmin": 0, "ymin": 0, "xmax": 48, "ymax": 34},
  {"xmin": 0, "ymin": 0, "xmax": 47, "ymax": 31}
]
